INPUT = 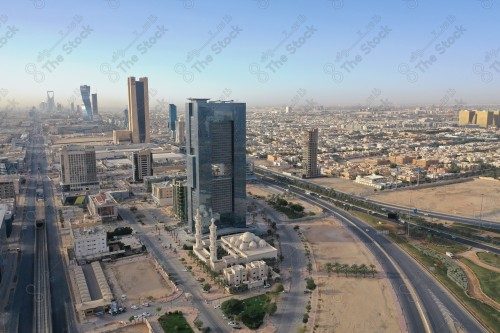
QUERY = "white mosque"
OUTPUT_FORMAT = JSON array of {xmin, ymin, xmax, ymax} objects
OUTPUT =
[{"xmin": 192, "ymin": 209, "xmax": 279, "ymax": 287}]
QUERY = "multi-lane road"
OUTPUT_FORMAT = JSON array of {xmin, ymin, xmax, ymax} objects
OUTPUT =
[
  {"xmin": 262, "ymin": 178, "xmax": 489, "ymax": 333},
  {"xmin": 6, "ymin": 132, "xmax": 76, "ymax": 333}
]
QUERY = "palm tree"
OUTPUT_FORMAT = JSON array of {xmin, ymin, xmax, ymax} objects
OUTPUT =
[
  {"xmin": 334, "ymin": 262, "xmax": 341, "ymax": 277},
  {"xmin": 324, "ymin": 262, "xmax": 333, "ymax": 277},
  {"xmin": 350, "ymin": 264, "xmax": 359, "ymax": 277},
  {"xmin": 369, "ymin": 264, "xmax": 377, "ymax": 278},
  {"xmin": 342, "ymin": 264, "xmax": 349, "ymax": 277},
  {"xmin": 359, "ymin": 264, "xmax": 367, "ymax": 277}
]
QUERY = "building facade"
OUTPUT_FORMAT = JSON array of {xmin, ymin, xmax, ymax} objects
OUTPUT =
[
  {"xmin": 80, "ymin": 85, "xmax": 92, "ymax": 120},
  {"xmin": 72, "ymin": 226, "xmax": 108, "ymax": 260},
  {"xmin": 169, "ymin": 104, "xmax": 177, "ymax": 132},
  {"xmin": 59, "ymin": 145, "xmax": 99, "ymax": 192},
  {"xmin": 151, "ymin": 181, "xmax": 173, "ymax": 207},
  {"xmin": 302, "ymin": 128, "xmax": 319, "ymax": 178},
  {"xmin": 132, "ymin": 148, "xmax": 153, "ymax": 182},
  {"xmin": 186, "ymin": 98, "xmax": 246, "ymax": 232},
  {"xmin": 91, "ymin": 93, "xmax": 98, "ymax": 115},
  {"xmin": 127, "ymin": 77, "xmax": 150, "ymax": 143},
  {"xmin": 173, "ymin": 179, "xmax": 187, "ymax": 222},
  {"xmin": 0, "ymin": 176, "xmax": 16, "ymax": 199},
  {"xmin": 88, "ymin": 193, "xmax": 118, "ymax": 222},
  {"xmin": 175, "ymin": 116, "xmax": 186, "ymax": 145}
]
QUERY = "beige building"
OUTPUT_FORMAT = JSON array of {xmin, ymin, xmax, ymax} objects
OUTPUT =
[
  {"xmin": 151, "ymin": 181, "xmax": 173, "ymax": 207},
  {"xmin": 59, "ymin": 145, "xmax": 99, "ymax": 192},
  {"xmin": 223, "ymin": 260, "xmax": 269, "ymax": 288},
  {"xmin": 128, "ymin": 77, "xmax": 150, "ymax": 143},
  {"xmin": 302, "ymin": 128, "xmax": 319, "ymax": 178},
  {"xmin": 355, "ymin": 174, "xmax": 387, "ymax": 189},
  {"xmin": 459, "ymin": 110, "xmax": 499, "ymax": 128},
  {"xmin": 112, "ymin": 129, "xmax": 132, "ymax": 144},
  {"xmin": 88, "ymin": 193, "xmax": 118, "ymax": 222}
]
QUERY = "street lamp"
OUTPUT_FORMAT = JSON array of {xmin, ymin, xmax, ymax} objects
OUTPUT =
[{"xmin": 479, "ymin": 194, "xmax": 484, "ymax": 221}]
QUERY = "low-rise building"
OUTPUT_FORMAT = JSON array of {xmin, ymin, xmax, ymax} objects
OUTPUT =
[
  {"xmin": 87, "ymin": 193, "xmax": 118, "ymax": 222},
  {"xmin": 72, "ymin": 225, "xmax": 109, "ymax": 260},
  {"xmin": 355, "ymin": 174, "xmax": 388, "ymax": 189},
  {"xmin": 223, "ymin": 260, "xmax": 269, "ymax": 289},
  {"xmin": 0, "ymin": 175, "xmax": 17, "ymax": 199},
  {"xmin": 151, "ymin": 181, "xmax": 173, "ymax": 207}
]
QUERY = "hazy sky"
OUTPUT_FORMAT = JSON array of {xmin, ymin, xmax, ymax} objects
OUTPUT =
[{"xmin": 0, "ymin": 0, "xmax": 498, "ymax": 111}]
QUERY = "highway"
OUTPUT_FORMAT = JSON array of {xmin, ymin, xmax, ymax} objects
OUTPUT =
[
  {"xmin": 255, "ymin": 167, "xmax": 499, "ymax": 229},
  {"xmin": 34, "ymin": 193, "xmax": 52, "ymax": 333},
  {"xmin": 38, "ymin": 137, "xmax": 78, "ymax": 333},
  {"xmin": 263, "ymin": 178, "xmax": 489, "ymax": 333},
  {"xmin": 6, "ymin": 141, "xmax": 37, "ymax": 332}
]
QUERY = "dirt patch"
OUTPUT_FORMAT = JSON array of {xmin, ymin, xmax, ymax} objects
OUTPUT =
[
  {"xmin": 301, "ymin": 218, "xmax": 405, "ymax": 333},
  {"xmin": 369, "ymin": 179, "xmax": 500, "ymax": 222},
  {"xmin": 105, "ymin": 256, "xmax": 172, "ymax": 304},
  {"xmin": 108, "ymin": 323, "xmax": 150, "ymax": 333},
  {"xmin": 308, "ymin": 177, "xmax": 373, "ymax": 196}
]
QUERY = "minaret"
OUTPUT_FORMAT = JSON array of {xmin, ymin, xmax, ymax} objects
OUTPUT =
[
  {"xmin": 194, "ymin": 209, "xmax": 202, "ymax": 251},
  {"xmin": 209, "ymin": 217, "xmax": 217, "ymax": 263}
]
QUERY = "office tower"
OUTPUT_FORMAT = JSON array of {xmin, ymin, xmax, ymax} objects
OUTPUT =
[
  {"xmin": 123, "ymin": 108, "xmax": 129, "ymax": 129},
  {"xmin": 80, "ymin": 85, "xmax": 92, "ymax": 120},
  {"xmin": 175, "ymin": 116, "xmax": 186, "ymax": 145},
  {"xmin": 127, "ymin": 77, "xmax": 150, "ymax": 143},
  {"xmin": 186, "ymin": 98, "xmax": 246, "ymax": 232},
  {"xmin": 132, "ymin": 148, "xmax": 153, "ymax": 182},
  {"xmin": 302, "ymin": 128, "xmax": 319, "ymax": 178},
  {"xmin": 47, "ymin": 91, "xmax": 55, "ymax": 112},
  {"xmin": 76, "ymin": 105, "xmax": 81, "ymax": 114},
  {"xmin": 173, "ymin": 179, "xmax": 188, "ymax": 222},
  {"xmin": 59, "ymin": 145, "xmax": 99, "ymax": 192},
  {"xmin": 70, "ymin": 102, "xmax": 75, "ymax": 113},
  {"xmin": 169, "ymin": 104, "xmax": 177, "ymax": 132},
  {"xmin": 92, "ymin": 93, "xmax": 98, "ymax": 115}
]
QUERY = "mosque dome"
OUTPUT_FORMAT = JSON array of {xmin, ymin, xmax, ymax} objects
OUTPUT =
[
  {"xmin": 241, "ymin": 232, "xmax": 255, "ymax": 242},
  {"xmin": 249, "ymin": 241, "xmax": 257, "ymax": 249},
  {"xmin": 259, "ymin": 239, "xmax": 267, "ymax": 248},
  {"xmin": 239, "ymin": 243, "xmax": 248, "ymax": 251},
  {"xmin": 230, "ymin": 236, "xmax": 236, "ymax": 244}
]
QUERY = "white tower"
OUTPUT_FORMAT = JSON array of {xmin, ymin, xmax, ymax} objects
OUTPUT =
[
  {"xmin": 209, "ymin": 217, "xmax": 217, "ymax": 263},
  {"xmin": 194, "ymin": 209, "xmax": 202, "ymax": 250}
]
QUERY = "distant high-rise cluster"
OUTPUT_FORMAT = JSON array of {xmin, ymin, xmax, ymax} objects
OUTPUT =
[
  {"xmin": 459, "ymin": 110, "xmax": 499, "ymax": 128},
  {"xmin": 186, "ymin": 98, "xmax": 247, "ymax": 232},
  {"xmin": 302, "ymin": 128, "xmax": 320, "ymax": 178},
  {"xmin": 168, "ymin": 104, "xmax": 177, "ymax": 132},
  {"xmin": 46, "ymin": 91, "xmax": 55, "ymax": 112}
]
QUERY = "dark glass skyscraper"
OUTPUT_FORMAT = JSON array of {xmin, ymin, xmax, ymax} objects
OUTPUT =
[
  {"xmin": 186, "ymin": 98, "xmax": 246, "ymax": 232},
  {"xmin": 127, "ymin": 77, "xmax": 150, "ymax": 143},
  {"xmin": 91, "ymin": 93, "xmax": 98, "ymax": 115},
  {"xmin": 80, "ymin": 85, "xmax": 92, "ymax": 120},
  {"xmin": 169, "ymin": 104, "xmax": 177, "ymax": 132}
]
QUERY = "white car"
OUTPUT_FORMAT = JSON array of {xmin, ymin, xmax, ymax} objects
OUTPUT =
[
  {"xmin": 228, "ymin": 321, "xmax": 238, "ymax": 326},
  {"xmin": 143, "ymin": 312, "xmax": 151, "ymax": 317},
  {"xmin": 214, "ymin": 304, "xmax": 221, "ymax": 309},
  {"xmin": 131, "ymin": 305, "xmax": 139, "ymax": 310},
  {"xmin": 263, "ymin": 284, "xmax": 271, "ymax": 288}
]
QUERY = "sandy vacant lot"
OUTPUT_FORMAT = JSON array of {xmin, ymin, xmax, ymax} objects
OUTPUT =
[
  {"xmin": 302, "ymin": 219, "xmax": 404, "ymax": 333},
  {"xmin": 309, "ymin": 177, "xmax": 372, "ymax": 196},
  {"xmin": 105, "ymin": 256, "xmax": 172, "ymax": 303},
  {"xmin": 369, "ymin": 179, "xmax": 500, "ymax": 222}
]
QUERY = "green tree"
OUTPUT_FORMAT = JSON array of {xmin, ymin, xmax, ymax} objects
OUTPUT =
[
  {"xmin": 203, "ymin": 283, "xmax": 212, "ymax": 292},
  {"xmin": 129, "ymin": 316, "xmax": 135, "ymax": 322},
  {"xmin": 264, "ymin": 302, "xmax": 277, "ymax": 316},
  {"xmin": 306, "ymin": 278, "xmax": 316, "ymax": 290},
  {"xmin": 342, "ymin": 264, "xmax": 349, "ymax": 277},
  {"xmin": 221, "ymin": 298, "xmax": 244, "ymax": 316},
  {"xmin": 359, "ymin": 264, "xmax": 368, "ymax": 277},
  {"xmin": 324, "ymin": 262, "xmax": 333, "ymax": 277},
  {"xmin": 369, "ymin": 264, "xmax": 377, "ymax": 278},
  {"xmin": 350, "ymin": 264, "xmax": 359, "ymax": 277},
  {"xmin": 334, "ymin": 262, "xmax": 341, "ymax": 277}
]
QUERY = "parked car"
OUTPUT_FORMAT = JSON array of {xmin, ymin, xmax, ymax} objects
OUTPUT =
[{"xmin": 131, "ymin": 305, "xmax": 139, "ymax": 310}]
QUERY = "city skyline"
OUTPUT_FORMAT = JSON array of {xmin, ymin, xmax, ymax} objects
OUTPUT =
[{"xmin": 0, "ymin": 1, "xmax": 499, "ymax": 110}]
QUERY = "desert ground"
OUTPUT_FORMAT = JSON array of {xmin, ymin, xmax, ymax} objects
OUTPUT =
[
  {"xmin": 368, "ymin": 178, "xmax": 500, "ymax": 222},
  {"xmin": 308, "ymin": 177, "xmax": 373, "ymax": 196},
  {"xmin": 104, "ymin": 256, "xmax": 172, "ymax": 303},
  {"xmin": 247, "ymin": 183, "xmax": 322, "ymax": 214},
  {"xmin": 301, "ymin": 218, "xmax": 405, "ymax": 333}
]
